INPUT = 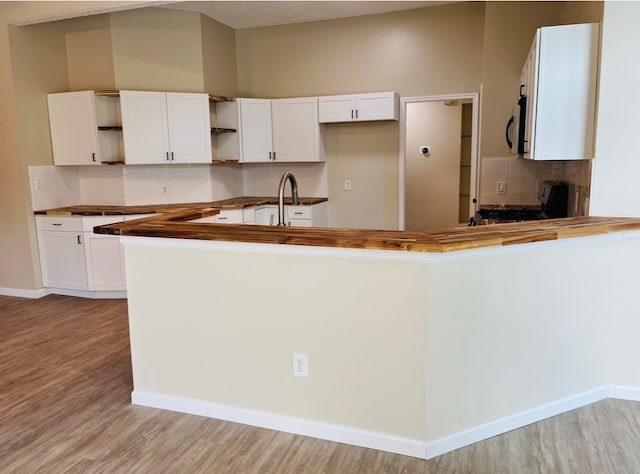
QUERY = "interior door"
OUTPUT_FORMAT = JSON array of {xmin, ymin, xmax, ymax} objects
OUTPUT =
[{"xmin": 404, "ymin": 100, "xmax": 462, "ymax": 231}]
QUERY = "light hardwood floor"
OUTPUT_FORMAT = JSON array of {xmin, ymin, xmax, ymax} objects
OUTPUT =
[{"xmin": 2, "ymin": 294, "xmax": 640, "ymax": 473}]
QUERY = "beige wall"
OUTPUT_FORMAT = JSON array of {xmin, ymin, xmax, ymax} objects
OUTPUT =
[
  {"xmin": 2, "ymin": 20, "xmax": 69, "ymax": 291},
  {"xmin": 65, "ymin": 14, "xmax": 116, "ymax": 91},
  {"xmin": 236, "ymin": 2, "xmax": 485, "ymax": 229},
  {"xmin": 235, "ymin": 2, "xmax": 485, "ymax": 98},
  {"xmin": 201, "ymin": 14, "xmax": 237, "ymax": 98},
  {"xmin": 110, "ymin": 7, "xmax": 205, "ymax": 92}
]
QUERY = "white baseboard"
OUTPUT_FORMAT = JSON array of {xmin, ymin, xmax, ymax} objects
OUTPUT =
[
  {"xmin": 0, "ymin": 287, "xmax": 127, "ymax": 300},
  {"xmin": 609, "ymin": 385, "xmax": 640, "ymax": 401},
  {"xmin": 46, "ymin": 288, "xmax": 127, "ymax": 299},
  {"xmin": 0, "ymin": 287, "xmax": 48, "ymax": 298},
  {"xmin": 131, "ymin": 385, "xmax": 640, "ymax": 461},
  {"xmin": 425, "ymin": 386, "xmax": 609, "ymax": 459},
  {"xmin": 131, "ymin": 390, "xmax": 427, "ymax": 459}
]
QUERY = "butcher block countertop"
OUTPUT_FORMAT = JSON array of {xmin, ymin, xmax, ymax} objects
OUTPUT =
[
  {"xmin": 91, "ymin": 206, "xmax": 640, "ymax": 252},
  {"xmin": 33, "ymin": 197, "xmax": 328, "ymax": 216}
]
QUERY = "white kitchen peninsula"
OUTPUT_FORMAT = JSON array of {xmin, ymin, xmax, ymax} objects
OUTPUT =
[{"xmin": 116, "ymin": 218, "xmax": 640, "ymax": 459}]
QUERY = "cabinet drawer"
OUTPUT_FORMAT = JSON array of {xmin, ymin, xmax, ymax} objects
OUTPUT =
[
  {"xmin": 190, "ymin": 209, "xmax": 244, "ymax": 224},
  {"xmin": 81, "ymin": 216, "xmax": 124, "ymax": 232},
  {"xmin": 287, "ymin": 206, "xmax": 312, "ymax": 220},
  {"xmin": 215, "ymin": 209, "xmax": 244, "ymax": 223},
  {"xmin": 35, "ymin": 216, "xmax": 83, "ymax": 232},
  {"xmin": 288, "ymin": 219, "xmax": 312, "ymax": 227}
]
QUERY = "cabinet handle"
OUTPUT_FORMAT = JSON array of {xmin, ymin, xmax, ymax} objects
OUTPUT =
[
  {"xmin": 273, "ymin": 152, "xmax": 276, "ymax": 161},
  {"xmin": 218, "ymin": 217, "xmax": 227, "ymax": 221},
  {"xmin": 166, "ymin": 152, "xmax": 170, "ymax": 161},
  {"xmin": 294, "ymin": 211, "xmax": 303, "ymax": 215},
  {"xmin": 171, "ymin": 152, "xmax": 174, "ymax": 161},
  {"xmin": 92, "ymin": 152, "xmax": 96, "ymax": 162},
  {"xmin": 355, "ymin": 109, "xmax": 358, "ymax": 119},
  {"xmin": 269, "ymin": 151, "xmax": 272, "ymax": 160},
  {"xmin": 351, "ymin": 110, "xmax": 354, "ymax": 119},
  {"xmin": 77, "ymin": 235, "xmax": 81, "ymax": 245},
  {"xmin": 52, "ymin": 223, "xmax": 62, "ymax": 226}
]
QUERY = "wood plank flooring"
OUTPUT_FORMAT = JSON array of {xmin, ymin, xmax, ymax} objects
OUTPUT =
[{"xmin": 2, "ymin": 295, "xmax": 640, "ymax": 473}]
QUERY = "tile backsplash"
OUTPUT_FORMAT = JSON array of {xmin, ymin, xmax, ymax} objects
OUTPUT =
[
  {"xmin": 29, "ymin": 162, "xmax": 327, "ymax": 211},
  {"xmin": 479, "ymin": 156, "xmax": 592, "ymax": 216}
]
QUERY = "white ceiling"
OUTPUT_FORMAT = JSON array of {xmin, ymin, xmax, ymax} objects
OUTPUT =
[{"xmin": 160, "ymin": 1, "xmax": 450, "ymax": 29}]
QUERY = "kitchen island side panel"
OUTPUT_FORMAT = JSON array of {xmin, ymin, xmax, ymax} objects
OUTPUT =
[
  {"xmin": 123, "ymin": 239, "xmax": 429, "ymax": 441},
  {"xmin": 424, "ymin": 234, "xmax": 640, "ymax": 442}
]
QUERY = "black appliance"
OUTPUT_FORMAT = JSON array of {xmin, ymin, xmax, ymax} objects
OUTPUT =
[
  {"xmin": 472, "ymin": 180, "xmax": 569, "ymax": 225},
  {"xmin": 506, "ymin": 86, "xmax": 527, "ymax": 156},
  {"xmin": 538, "ymin": 180, "xmax": 568, "ymax": 218}
]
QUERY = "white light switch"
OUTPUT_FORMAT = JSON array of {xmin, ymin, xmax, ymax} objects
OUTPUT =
[
  {"xmin": 496, "ymin": 181, "xmax": 507, "ymax": 195},
  {"xmin": 344, "ymin": 179, "xmax": 351, "ymax": 191}
]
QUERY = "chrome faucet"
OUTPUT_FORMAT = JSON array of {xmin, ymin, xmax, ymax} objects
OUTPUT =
[{"xmin": 277, "ymin": 171, "xmax": 299, "ymax": 226}]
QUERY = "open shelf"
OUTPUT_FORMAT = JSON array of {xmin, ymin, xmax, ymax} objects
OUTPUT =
[
  {"xmin": 212, "ymin": 159, "xmax": 240, "ymax": 164},
  {"xmin": 212, "ymin": 127, "xmax": 237, "ymax": 134}
]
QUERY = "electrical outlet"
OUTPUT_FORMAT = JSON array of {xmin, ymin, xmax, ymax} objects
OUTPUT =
[
  {"xmin": 496, "ymin": 181, "xmax": 507, "ymax": 195},
  {"xmin": 161, "ymin": 185, "xmax": 169, "ymax": 195},
  {"xmin": 344, "ymin": 179, "xmax": 351, "ymax": 191},
  {"xmin": 35, "ymin": 177, "xmax": 43, "ymax": 191},
  {"xmin": 292, "ymin": 353, "xmax": 308, "ymax": 377}
]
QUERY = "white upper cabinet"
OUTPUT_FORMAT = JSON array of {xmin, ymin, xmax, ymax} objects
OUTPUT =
[
  {"xmin": 239, "ymin": 98, "xmax": 274, "ymax": 163},
  {"xmin": 120, "ymin": 90, "xmax": 211, "ymax": 165},
  {"xmin": 318, "ymin": 92, "xmax": 399, "ymax": 123},
  {"xmin": 214, "ymin": 97, "xmax": 323, "ymax": 163},
  {"xmin": 47, "ymin": 91, "xmax": 122, "ymax": 165},
  {"xmin": 272, "ymin": 98, "xmax": 321, "ymax": 162},
  {"xmin": 521, "ymin": 23, "xmax": 599, "ymax": 160}
]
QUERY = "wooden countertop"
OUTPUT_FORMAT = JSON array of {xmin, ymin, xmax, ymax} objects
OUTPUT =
[
  {"xmin": 34, "ymin": 197, "xmax": 328, "ymax": 216},
  {"xmin": 93, "ymin": 206, "xmax": 640, "ymax": 252}
]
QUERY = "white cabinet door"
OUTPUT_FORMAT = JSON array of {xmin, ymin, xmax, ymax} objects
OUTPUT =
[
  {"xmin": 521, "ymin": 23, "xmax": 599, "ymax": 160},
  {"xmin": 166, "ymin": 92, "xmax": 212, "ymax": 164},
  {"xmin": 239, "ymin": 99, "xmax": 273, "ymax": 163},
  {"xmin": 317, "ymin": 95, "xmax": 355, "ymax": 123},
  {"xmin": 255, "ymin": 206, "xmax": 278, "ymax": 226},
  {"xmin": 318, "ymin": 92, "xmax": 398, "ymax": 123},
  {"xmin": 82, "ymin": 216, "xmax": 125, "ymax": 291},
  {"xmin": 216, "ymin": 98, "xmax": 323, "ymax": 163},
  {"xmin": 121, "ymin": 90, "xmax": 170, "ymax": 164},
  {"xmin": 272, "ymin": 98, "xmax": 321, "ymax": 162},
  {"xmin": 37, "ymin": 230, "xmax": 88, "ymax": 290},
  {"xmin": 355, "ymin": 92, "xmax": 399, "ymax": 121},
  {"xmin": 84, "ymin": 232, "xmax": 126, "ymax": 291},
  {"xmin": 47, "ymin": 91, "xmax": 100, "ymax": 165}
]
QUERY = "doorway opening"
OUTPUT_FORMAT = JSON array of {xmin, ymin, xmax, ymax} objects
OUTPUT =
[{"xmin": 398, "ymin": 93, "xmax": 480, "ymax": 231}]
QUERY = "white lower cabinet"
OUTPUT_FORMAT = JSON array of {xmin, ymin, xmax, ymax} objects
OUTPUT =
[
  {"xmin": 286, "ymin": 202, "xmax": 328, "ymax": 227},
  {"xmin": 36, "ymin": 215, "xmax": 141, "ymax": 295},
  {"xmin": 82, "ymin": 216, "xmax": 125, "ymax": 291},
  {"xmin": 255, "ymin": 206, "xmax": 279, "ymax": 226},
  {"xmin": 36, "ymin": 217, "xmax": 88, "ymax": 290}
]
